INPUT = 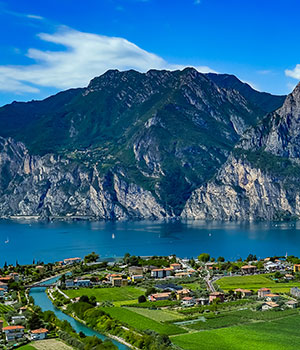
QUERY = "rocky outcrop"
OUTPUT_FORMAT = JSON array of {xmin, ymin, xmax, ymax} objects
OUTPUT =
[
  {"xmin": 182, "ymin": 83, "xmax": 300, "ymax": 221},
  {"xmin": 0, "ymin": 137, "xmax": 167, "ymax": 220}
]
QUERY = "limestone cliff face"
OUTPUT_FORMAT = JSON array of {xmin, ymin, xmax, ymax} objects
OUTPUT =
[
  {"xmin": 0, "ymin": 137, "xmax": 167, "ymax": 220},
  {"xmin": 182, "ymin": 83, "xmax": 300, "ymax": 221}
]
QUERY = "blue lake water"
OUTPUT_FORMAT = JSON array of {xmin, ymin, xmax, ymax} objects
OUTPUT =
[
  {"xmin": 1, "ymin": 219, "xmax": 300, "ymax": 265},
  {"xmin": 29, "ymin": 276, "xmax": 129, "ymax": 350}
]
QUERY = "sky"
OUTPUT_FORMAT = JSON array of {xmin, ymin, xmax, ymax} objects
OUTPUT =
[{"xmin": 0, "ymin": 0, "xmax": 300, "ymax": 106}]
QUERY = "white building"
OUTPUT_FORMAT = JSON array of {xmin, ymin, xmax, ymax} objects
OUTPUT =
[
  {"xmin": 11, "ymin": 316, "xmax": 26, "ymax": 324},
  {"xmin": 30, "ymin": 328, "xmax": 48, "ymax": 340}
]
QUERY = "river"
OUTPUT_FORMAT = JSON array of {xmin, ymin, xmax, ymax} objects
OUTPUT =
[
  {"xmin": 29, "ymin": 276, "xmax": 130, "ymax": 350},
  {"xmin": 1, "ymin": 219, "xmax": 300, "ymax": 265}
]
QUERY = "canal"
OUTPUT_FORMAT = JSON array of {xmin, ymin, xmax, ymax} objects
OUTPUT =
[{"xmin": 29, "ymin": 276, "xmax": 130, "ymax": 350}]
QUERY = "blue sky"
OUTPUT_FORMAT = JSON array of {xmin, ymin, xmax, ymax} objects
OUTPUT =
[{"xmin": 0, "ymin": 0, "xmax": 299, "ymax": 106}]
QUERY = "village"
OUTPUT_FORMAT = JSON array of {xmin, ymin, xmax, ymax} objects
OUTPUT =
[{"xmin": 1, "ymin": 252, "xmax": 300, "ymax": 350}]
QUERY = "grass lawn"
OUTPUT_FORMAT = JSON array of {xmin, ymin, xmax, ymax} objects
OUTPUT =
[
  {"xmin": 180, "ymin": 282, "xmax": 204, "ymax": 290},
  {"xmin": 100, "ymin": 307, "xmax": 186, "ymax": 335},
  {"xmin": 217, "ymin": 274, "xmax": 300, "ymax": 293},
  {"xmin": 172, "ymin": 313, "xmax": 300, "ymax": 350},
  {"xmin": 18, "ymin": 346, "xmax": 37, "ymax": 350},
  {"xmin": 65, "ymin": 286, "xmax": 143, "ymax": 302},
  {"xmin": 126, "ymin": 307, "xmax": 184, "ymax": 322}
]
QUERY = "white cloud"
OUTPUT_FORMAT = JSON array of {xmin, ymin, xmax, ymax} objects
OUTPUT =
[
  {"xmin": 285, "ymin": 64, "xmax": 300, "ymax": 80},
  {"xmin": 0, "ymin": 26, "xmax": 216, "ymax": 93},
  {"xmin": 26, "ymin": 14, "xmax": 44, "ymax": 20}
]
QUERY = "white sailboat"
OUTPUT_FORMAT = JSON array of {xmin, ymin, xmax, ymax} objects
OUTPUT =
[{"xmin": 4, "ymin": 238, "xmax": 9, "ymax": 244}]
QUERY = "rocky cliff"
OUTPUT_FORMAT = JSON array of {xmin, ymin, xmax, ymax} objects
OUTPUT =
[{"xmin": 182, "ymin": 83, "xmax": 300, "ymax": 221}]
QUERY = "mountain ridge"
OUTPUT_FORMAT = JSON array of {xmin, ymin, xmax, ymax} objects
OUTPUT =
[{"xmin": 0, "ymin": 68, "xmax": 290, "ymax": 220}]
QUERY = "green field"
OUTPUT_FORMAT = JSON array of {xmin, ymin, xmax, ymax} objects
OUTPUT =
[
  {"xmin": 0, "ymin": 303, "xmax": 14, "ymax": 312},
  {"xmin": 217, "ymin": 274, "xmax": 300, "ymax": 293},
  {"xmin": 186, "ymin": 309, "xmax": 299, "ymax": 331},
  {"xmin": 172, "ymin": 313, "xmax": 300, "ymax": 350},
  {"xmin": 18, "ymin": 345, "xmax": 37, "ymax": 350},
  {"xmin": 126, "ymin": 307, "xmax": 184, "ymax": 322},
  {"xmin": 65, "ymin": 286, "xmax": 143, "ymax": 302},
  {"xmin": 100, "ymin": 307, "xmax": 186, "ymax": 335}
]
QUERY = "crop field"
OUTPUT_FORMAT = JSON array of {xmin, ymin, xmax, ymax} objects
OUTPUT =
[
  {"xmin": 186, "ymin": 309, "xmax": 299, "ymax": 331},
  {"xmin": 217, "ymin": 274, "xmax": 300, "ymax": 292},
  {"xmin": 65, "ymin": 286, "xmax": 143, "ymax": 302},
  {"xmin": 100, "ymin": 307, "xmax": 186, "ymax": 335},
  {"xmin": 0, "ymin": 303, "xmax": 14, "ymax": 312},
  {"xmin": 171, "ymin": 312, "xmax": 300, "ymax": 350},
  {"xmin": 126, "ymin": 307, "xmax": 184, "ymax": 322}
]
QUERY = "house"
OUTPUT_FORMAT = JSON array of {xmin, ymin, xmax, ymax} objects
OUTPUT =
[
  {"xmin": 30, "ymin": 328, "xmax": 48, "ymax": 340},
  {"xmin": 286, "ymin": 300, "xmax": 298, "ymax": 309},
  {"xmin": 176, "ymin": 289, "xmax": 190, "ymax": 300},
  {"xmin": 0, "ymin": 282, "xmax": 8, "ymax": 291},
  {"xmin": 9, "ymin": 273, "xmax": 19, "ymax": 282},
  {"xmin": 74, "ymin": 279, "xmax": 91, "ymax": 287},
  {"xmin": 241, "ymin": 265, "xmax": 257, "ymax": 274},
  {"xmin": 149, "ymin": 292, "xmax": 171, "ymax": 302},
  {"xmin": 0, "ymin": 288, "xmax": 5, "ymax": 297},
  {"xmin": 11, "ymin": 315, "xmax": 26, "ymax": 324},
  {"xmin": 293, "ymin": 264, "xmax": 300, "ymax": 273},
  {"xmin": 112, "ymin": 278, "xmax": 128, "ymax": 287},
  {"xmin": 63, "ymin": 257, "xmax": 82, "ymax": 265},
  {"xmin": 66, "ymin": 279, "xmax": 75, "ymax": 288},
  {"xmin": 36, "ymin": 265, "xmax": 45, "ymax": 273},
  {"xmin": 285, "ymin": 274, "xmax": 294, "ymax": 280},
  {"xmin": 151, "ymin": 268, "xmax": 172, "ymax": 279},
  {"xmin": 196, "ymin": 297, "xmax": 209, "ymax": 305},
  {"xmin": 128, "ymin": 266, "xmax": 143, "ymax": 275},
  {"xmin": 0, "ymin": 276, "xmax": 12, "ymax": 283},
  {"xmin": 264, "ymin": 261, "xmax": 281, "ymax": 272},
  {"xmin": 170, "ymin": 263, "xmax": 181, "ymax": 271},
  {"xmin": 131, "ymin": 275, "xmax": 144, "ymax": 282},
  {"xmin": 107, "ymin": 274, "xmax": 122, "ymax": 283},
  {"xmin": 181, "ymin": 297, "xmax": 195, "ymax": 307},
  {"xmin": 209, "ymin": 292, "xmax": 224, "ymax": 303},
  {"xmin": 265, "ymin": 293, "xmax": 280, "ymax": 302},
  {"xmin": 258, "ymin": 288, "xmax": 271, "ymax": 298},
  {"xmin": 2, "ymin": 325, "xmax": 25, "ymax": 341},
  {"xmin": 142, "ymin": 265, "xmax": 157, "ymax": 273},
  {"xmin": 175, "ymin": 272, "xmax": 191, "ymax": 278},
  {"xmin": 234, "ymin": 289, "xmax": 252, "ymax": 298},
  {"xmin": 291, "ymin": 287, "xmax": 300, "ymax": 298},
  {"xmin": 262, "ymin": 301, "xmax": 279, "ymax": 311}
]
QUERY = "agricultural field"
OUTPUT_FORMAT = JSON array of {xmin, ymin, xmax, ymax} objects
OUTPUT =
[
  {"xmin": 99, "ymin": 306, "xmax": 186, "ymax": 335},
  {"xmin": 0, "ymin": 303, "xmax": 14, "ymax": 312},
  {"xmin": 65, "ymin": 286, "xmax": 143, "ymax": 303},
  {"xmin": 125, "ymin": 307, "xmax": 184, "ymax": 322},
  {"xmin": 186, "ymin": 309, "xmax": 299, "ymax": 331},
  {"xmin": 217, "ymin": 274, "xmax": 300, "ymax": 293},
  {"xmin": 171, "ymin": 313, "xmax": 300, "ymax": 350}
]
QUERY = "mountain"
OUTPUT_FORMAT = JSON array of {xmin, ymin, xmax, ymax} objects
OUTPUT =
[
  {"xmin": 206, "ymin": 73, "xmax": 286, "ymax": 113},
  {"xmin": 182, "ymin": 83, "xmax": 300, "ymax": 221},
  {"xmin": 0, "ymin": 68, "xmax": 286, "ymax": 220}
]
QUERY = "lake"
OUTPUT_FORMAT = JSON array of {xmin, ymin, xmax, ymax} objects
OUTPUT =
[{"xmin": 0, "ymin": 219, "xmax": 300, "ymax": 265}]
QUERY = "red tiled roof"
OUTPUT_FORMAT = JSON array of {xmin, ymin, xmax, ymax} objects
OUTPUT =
[
  {"xmin": 3, "ymin": 326, "xmax": 24, "ymax": 330},
  {"xmin": 31, "ymin": 328, "xmax": 48, "ymax": 334}
]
